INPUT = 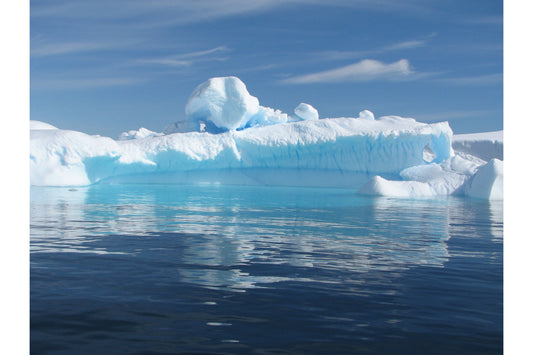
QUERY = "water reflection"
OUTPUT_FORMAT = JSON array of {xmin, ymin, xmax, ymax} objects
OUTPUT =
[{"xmin": 30, "ymin": 185, "xmax": 503, "ymax": 291}]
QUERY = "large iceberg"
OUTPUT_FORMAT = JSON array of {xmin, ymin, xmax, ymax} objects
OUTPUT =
[{"xmin": 30, "ymin": 76, "xmax": 502, "ymax": 200}]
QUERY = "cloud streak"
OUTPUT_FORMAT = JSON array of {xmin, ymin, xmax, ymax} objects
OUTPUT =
[
  {"xmin": 136, "ymin": 46, "xmax": 230, "ymax": 67},
  {"xmin": 31, "ymin": 0, "xmax": 435, "ymax": 25},
  {"xmin": 310, "ymin": 35, "xmax": 433, "ymax": 62},
  {"xmin": 31, "ymin": 41, "xmax": 128, "ymax": 57},
  {"xmin": 282, "ymin": 59, "xmax": 415, "ymax": 84}
]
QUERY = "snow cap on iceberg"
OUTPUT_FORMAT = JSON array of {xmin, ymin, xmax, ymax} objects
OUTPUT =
[{"xmin": 184, "ymin": 76, "xmax": 261, "ymax": 132}]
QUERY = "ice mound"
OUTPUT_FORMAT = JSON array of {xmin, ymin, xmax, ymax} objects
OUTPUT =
[
  {"xmin": 294, "ymin": 103, "xmax": 319, "ymax": 121},
  {"xmin": 358, "ymin": 110, "xmax": 375, "ymax": 120},
  {"xmin": 185, "ymin": 76, "xmax": 262, "ymax": 132},
  {"xmin": 169, "ymin": 77, "xmax": 321, "ymax": 134}
]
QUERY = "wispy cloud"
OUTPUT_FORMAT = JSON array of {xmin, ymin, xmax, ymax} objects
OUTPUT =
[
  {"xmin": 311, "ymin": 35, "xmax": 433, "ymax": 62},
  {"xmin": 31, "ymin": 0, "xmax": 435, "ymax": 25},
  {"xmin": 31, "ymin": 41, "xmax": 116, "ymax": 57},
  {"xmin": 438, "ymin": 73, "xmax": 502, "ymax": 85},
  {"xmin": 382, "ymin": 40, "xmax": 427, "ymax": 51},
  {"xmin": 282, "ymin": 59, "xmax": 417, "ymax": 84},
  {"xmin": 137, "ymin": 58, "xmax": 192, "ymax": 67},
  {"xmin": 136, "ymin": 46, "xmax": 230, "ymax": 67}
]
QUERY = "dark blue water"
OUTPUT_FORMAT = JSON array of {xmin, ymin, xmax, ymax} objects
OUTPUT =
[{"xmin": 30, "ymin": 184, "xmax": 503, "ymax": 354}]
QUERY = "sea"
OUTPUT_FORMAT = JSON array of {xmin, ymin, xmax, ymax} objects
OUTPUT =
[{"xmin": 30, "ymin": 183, "xmax": 503, "ymax": 354}]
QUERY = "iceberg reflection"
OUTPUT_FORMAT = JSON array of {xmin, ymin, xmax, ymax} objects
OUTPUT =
[{"xmin": 30, "ymin": 185, "xmax": 502, "ymax": 291}]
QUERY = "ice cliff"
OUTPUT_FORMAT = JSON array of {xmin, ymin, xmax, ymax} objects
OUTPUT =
[{"xmin": 30, "ymin": 76, "xmax": 502, "ymax": 200}]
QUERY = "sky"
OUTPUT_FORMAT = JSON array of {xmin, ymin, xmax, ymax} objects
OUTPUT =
[{"xmin": 30, "ymin": 0, "xmax": 503, "ymax": 137}]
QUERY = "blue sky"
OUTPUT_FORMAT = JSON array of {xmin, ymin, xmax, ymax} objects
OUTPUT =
[{"xmin": 30, "ymin": 0, "xmax": 503, "ymax": 137}]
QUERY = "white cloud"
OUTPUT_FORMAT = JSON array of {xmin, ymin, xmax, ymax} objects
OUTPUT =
[
  {"xmin": 311, "ymin": 36, "xmax": 433, "ymax": 62},
  {"xmin": 136, "ymin": 46, "xmax": 230, "ymax": 67},
  {"xmin": 382, "ymin": 40, "xmax": 427, "ymax": 51},
  {"xmin": 31, "ymin": 0, "xmax": 433, "ymax": 24},
  {"xmin": 137, "ymin": 59, "xmax": 192, "ymax": 67},
  {"xmin": 175, "ymin": 46, "xmax": 229, "ymax": 59},
  {"xmin": 282, "ymin": 59, "xmax": 414, "ymax": 84}
]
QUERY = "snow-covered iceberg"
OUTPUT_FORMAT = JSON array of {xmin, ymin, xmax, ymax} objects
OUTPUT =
[{"xmin": 30, "ymin": 76, "xmax": 502, "ymax": 200}]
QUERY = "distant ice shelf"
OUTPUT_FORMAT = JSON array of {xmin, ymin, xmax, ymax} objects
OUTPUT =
[{"xmin": 30, "ymin": 76, "xmax": 502, "ymax": 200}]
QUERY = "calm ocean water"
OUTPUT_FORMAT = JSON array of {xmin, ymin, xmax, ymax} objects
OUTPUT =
[{"xmin": 30, "ymin": 184, "xmax": 503, "ymax": 354}]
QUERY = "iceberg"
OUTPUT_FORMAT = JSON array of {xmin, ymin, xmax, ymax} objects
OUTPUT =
[
  {"xmin": 29, "ymin": 76, "xmax": 502, "ymax": 200},
  {"xmin": 453, "ymin": 130, "xmax": 503, "ymax": 161}
]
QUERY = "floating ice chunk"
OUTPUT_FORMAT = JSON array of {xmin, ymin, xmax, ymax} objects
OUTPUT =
[
  {"xmin": 184, "ymin": 76, "xmax": 261, "ymax": 132},
  {"xmin": 464, "ymin": 159, "xmax": 503, "ymax": 200},
  {"xmin": 294, "ymin": 103, "xmax": 319, "ymax": 121},
  {"xmin": 360, "ymin": 160, "xmax": 469, "ymax": 198},
  {"xmin": 358, "ymin": 176, "xmax": 436, "ymax": 198},
  {"xmin": 118, "ymin": 127, "xmax": 163, "ymax": 140},
  {"xmin": 358, "ymin": 153, "xmax": 502, "ymax": 200},
  {"xmin": 358, "ymin": 110, "xmax": 375, "ymax": 120}
]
